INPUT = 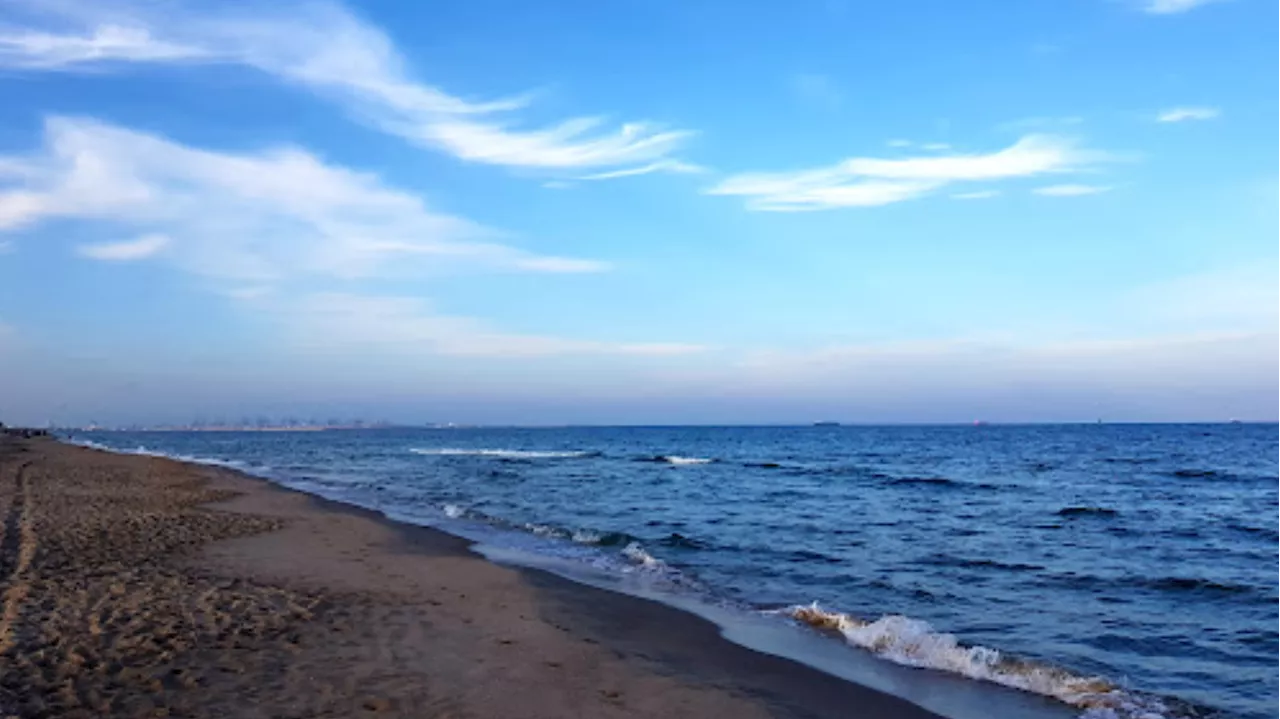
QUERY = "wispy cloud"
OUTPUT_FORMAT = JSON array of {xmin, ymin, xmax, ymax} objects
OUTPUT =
[
  {"xmin": 1033, "ymin": 184, "xmax": 1111, "ymax": 197},
  {"xmin": 707, "ymin": 135, "xmax": 1107, "ymax": 211},
  {"xmin": 0, "ymin": 1, "xmax": 695, "ymax": 179},
  {"xmin": 1142, "ymin": 0, "xmax": 1224, "ymax": 14},
  {"xmin": 77, "ymin": 233, "xmax": 170, "ymax": 260},
  {"xmin": 0, "ymin": 25, "xmax": 204, "ymax": 66},
  {"xmin": 1156, "ymin": 106, "xmax": 1220, "ymax": 123},
  {"xmin": 285, "ymin": 293, "xmax": 707, "ymax": 358},
  {"xmin": 951, "ymin": 190, "xmax": 1001, "ymax": 200},
  {"xmin": 577, "ymin": 159, "xmax": 705, "ymax": 181},
  {"xmin": 0, "ymin": 116, "xmax": 607, "ymax": 281}
]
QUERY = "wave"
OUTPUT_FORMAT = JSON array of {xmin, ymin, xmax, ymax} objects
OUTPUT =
[
  {"xmin": 68, "ymin": 439, "xmax": 250, "ymax": 471},
  {"xmin": 1169, "ymin": 468, "xmax": 1219, "ymax": 478},
  {"xmin": 1057, "ymin": 506, "xmax": 1119, "ymax": 518},
  {"xmin": 569, "ymin": 529, "xmax": 636, "ymax": 547},
  {"xmin": 784, "ymin": 603, "xmax": 1174, "ymax": 718},
  {"xmin": 637, "ymin": 455, "xmax": 715, "ymax": 465},
  {"xmin": 659, "ymin": 532, "xmax": 707, "ymax": 550},
  {"xmin": 1141, "ymin": 576, "xmax": 1254, "ymax": 595},
  {"xmin": 1102, "ymin": 457, "xmax": 1160, "ymax": 465},
  {"xmin": 409, "ymin": 448, "xmax": 594, "ymax": 459},
  {"xmin": 886, "ymin": 476, "xmax": 959, "ymax": 487},
  {"xmin": 917, "ymin": 555, "xmax": 1045, "ymax": 572},
  {"xmin": 621, "ymin": 541, "xmax": 665, "ymax": 569}
]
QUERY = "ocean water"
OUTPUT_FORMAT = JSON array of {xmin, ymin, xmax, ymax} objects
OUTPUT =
[{"xmin": 70, "ymin": 424, "xmax": 1278, "ymax": 718}]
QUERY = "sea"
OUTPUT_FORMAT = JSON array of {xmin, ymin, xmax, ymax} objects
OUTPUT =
[{"xmin": 68, "ymin": 424, "xmax": 1278, "ymax": 719}]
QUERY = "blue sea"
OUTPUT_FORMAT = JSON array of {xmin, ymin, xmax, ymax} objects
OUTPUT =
[{"xmin": 70, "ymin": 424, "xmax": 1278, "ymax": 719}]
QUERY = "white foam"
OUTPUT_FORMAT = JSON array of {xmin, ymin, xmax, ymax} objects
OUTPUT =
[
  {"xmin": 410, "ymin": 448, "xmax": 590, "ymax": 459},
  {"xmin": 661, "ymin": 455, "xmax": 713, "ymax": 465},
  {"xmin": 524, "ymin": 522, "xmax": 566, "ymax": 538},
  {"xmin": 621, "ymin": 541, "xmax": 665, "ymax": 569},
  {"xmin": 441, "ymin": 503, "xmax": 467, "ymax": 519},
  {"xmin": 68, "ymin": 438, "xmax": 247, "ymax": 470},
  {"xmin": 786, "ymin": 603, "xmax": 1172, "ymax": 719}
]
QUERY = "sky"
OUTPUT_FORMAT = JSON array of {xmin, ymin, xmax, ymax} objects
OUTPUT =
[{"xmin": 0, "ymin": 0, "xmax": 1276, "ymax": 426}]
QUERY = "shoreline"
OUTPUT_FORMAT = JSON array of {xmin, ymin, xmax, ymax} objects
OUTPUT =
[{"xmin": 0, "ymin": 435, "xmax": 972, "ymax": 718}]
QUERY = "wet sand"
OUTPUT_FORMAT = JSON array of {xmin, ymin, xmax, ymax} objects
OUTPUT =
[{"xmin": 0, "ymin": 436, "xmax": 944, "ymax": 719}]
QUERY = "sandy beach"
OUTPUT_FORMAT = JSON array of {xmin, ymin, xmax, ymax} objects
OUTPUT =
[{"xmin": 0, "ymin": 436, "xmax": 943, "ymax": 719}]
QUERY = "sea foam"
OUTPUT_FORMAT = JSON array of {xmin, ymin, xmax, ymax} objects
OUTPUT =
[
  {"xmin": 785, "ymin": 603, "xmax": 1173, "ymax": 719},
  {"xmin": 68, "ymin": 439, "xmax": 249, "ymax": 471},
  {"xmin": 410, "ymin": 448, "xmax": 592, "ymax": 459}
]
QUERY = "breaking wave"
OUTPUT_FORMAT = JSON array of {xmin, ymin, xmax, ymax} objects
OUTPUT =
[
  {"xmin": 410, "ymin": 448, "xmax": 595, "ymax": 459},
  {"xmin": 621, "ymin": 541, "xmax": 665, "ymax": 569},
  {"xmin": 784, "ymin": 603, "xmax": 1178, "ymax": 719},
  {"xmin": 68, "ymin": 439, "xmax": 250, "ymax": 471},
  {"xmin": 638, "ymin": 455, "xmax": 715, "ymax": 465}
]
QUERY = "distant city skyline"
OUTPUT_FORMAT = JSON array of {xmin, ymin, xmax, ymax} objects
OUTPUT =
[{"xmin": 1, "ymin": 0, "xmax": 1276, "ymax": 425}]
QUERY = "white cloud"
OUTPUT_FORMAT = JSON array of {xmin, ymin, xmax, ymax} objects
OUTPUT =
[
  {"xmin": 1156, "ymin": 106, "xmax": 1220, "ymax": 123},
  {"xmin": 1032, "ymin": 183, "xmax": 1111, "ymax": 196},
  {"xmin": 951, "ymin": 190, "xmax": 1001, "ymax": 200},
  {"xmin": 577, "ymin": 159, "xmax": 705, "ymax": 181},
  {"xmin": 1143, "ymin": 0, "xmax": 1224, "ymax": 14},
  {"xmin": 0, "ymin": 116, "xmax": 607, "ymax": 281},
  {"xmin": 77, "ymin": 232, "xmax": 170, "ymax": 260},
  {"xmin": 920, "ymin": 142, "xmax": 951, "ymax": 151},
  {"xmin": 707, "ymin": 134, "xmax": 1106, "ymax": 211},
  {"xmin": 284, "ymin": 293, "xmax": 707, "ymax": 358},
  {"xmin": 0, "ymin": 1, "xmax": 695, "ymax": 179},
  {"xmin": 0, "ymin": 25, "xmax": 204, "ymax": 67},
  {"xmin": 886, "ymin": 139, "xmax": 913, "ymax": 148}
]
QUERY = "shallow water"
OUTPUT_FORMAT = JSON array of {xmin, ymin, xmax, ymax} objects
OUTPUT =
[{"xmin": 72, "ymin": 424, "xmax": 1278, "ymax": 718}]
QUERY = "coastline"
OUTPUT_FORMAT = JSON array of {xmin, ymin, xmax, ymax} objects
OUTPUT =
[{"xmin": 0, "ymin": 435, "xmax": 962, "ymax": 718}]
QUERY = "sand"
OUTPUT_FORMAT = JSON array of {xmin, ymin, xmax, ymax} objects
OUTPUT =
[{"xmin": 0, "ymin": 436, "xmax": 943, "ymax": 719}]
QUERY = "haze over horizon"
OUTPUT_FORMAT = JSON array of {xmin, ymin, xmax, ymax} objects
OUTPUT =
[{"xmin": 1, "ymin": 0, "xmax": 1276, "ymax": 426}]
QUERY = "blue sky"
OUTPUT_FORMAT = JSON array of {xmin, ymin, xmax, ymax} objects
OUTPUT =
[{"xmin": 0, "ymin": 0, "xmax": 1275, "ymax": 425}]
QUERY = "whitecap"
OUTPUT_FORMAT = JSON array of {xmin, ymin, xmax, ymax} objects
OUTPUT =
[
  {"xmin": 621, "ymin": 541, "xmax": 666, "ymax": 569},
  {"xmin": 786, "ymin": 603, "xmax": 1173, "ymax": 718},
  {"xmin": 410, "ymin": 448, "xmax": 591, "ymax": 459},
  {"xmin": 661, "ymin": 455, "xmax": 714, "ymax": 465}
]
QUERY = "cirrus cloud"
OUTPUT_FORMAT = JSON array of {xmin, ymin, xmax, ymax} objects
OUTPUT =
[
  {"xmin": 1032, "ymin": 184, "xmax": 1112, "ymax": 197},
  {"xmin": 1142, "ymin": 0, "xmax": 1225, "ymax": 14},
  {"xmin": 0, "ymin": 116, "xmax": 608, "ymax": 281},
  {"xmin": 1156, "ymin": 106, "xmax": 1221, "ymax": 123},
  {"xmin": 706, "ymin": 134, "xmax": 1110, "ymax": 211},
  {"xmin": 77, "ymin": 233, "xmax": 170, "ymax": 260},
  {"xmin": 0, "ymin": 1, "xmax": 696, "ymax": 180}
]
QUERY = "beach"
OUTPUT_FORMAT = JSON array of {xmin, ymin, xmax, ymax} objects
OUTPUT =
[{"xmin": 0, "ymin": 435, "xmax": 944, "ymax": 719}]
